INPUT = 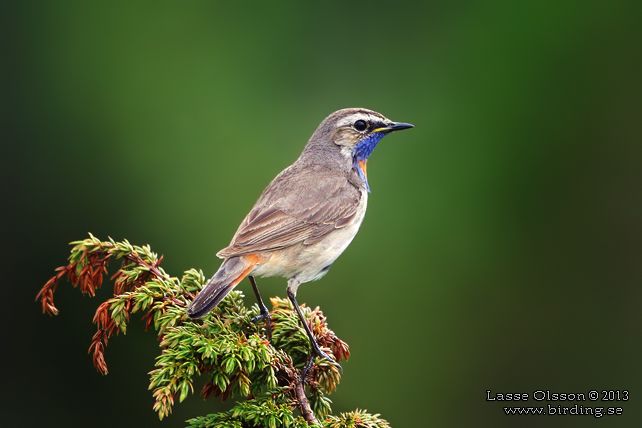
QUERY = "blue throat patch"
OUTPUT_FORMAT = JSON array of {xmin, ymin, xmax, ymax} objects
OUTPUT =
[{"xmin": 353, "ymin": 132, "xmax": 386, "ymax": 193}]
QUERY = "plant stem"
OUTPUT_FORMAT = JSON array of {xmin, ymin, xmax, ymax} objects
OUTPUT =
[{"xmin": 294, "ymin": 377, "xmax": 318, "ymax": 424}]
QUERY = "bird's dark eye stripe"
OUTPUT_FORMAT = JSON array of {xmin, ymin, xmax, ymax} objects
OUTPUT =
[{"xmin": 354, "ymin": 120, "xmax": 368, "ymax": 131}]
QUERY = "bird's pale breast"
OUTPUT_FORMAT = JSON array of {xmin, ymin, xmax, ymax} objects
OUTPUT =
[{"xmin": 250, "ymin": 189, "xmax": 367, "ymax": 283}]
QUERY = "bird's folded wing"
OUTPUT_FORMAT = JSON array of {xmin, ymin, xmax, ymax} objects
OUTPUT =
[{"xmin": 217, "ymin": 165, "xmax": 361, "ymax": 258}]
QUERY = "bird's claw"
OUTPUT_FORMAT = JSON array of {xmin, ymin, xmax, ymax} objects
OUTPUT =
[
  {"xmin": 301, "ymin": 347, "xmax": 342, "ymax": 382},
  {"xmin": 250, "ymin": 312, "xmax": 272, "ymax": 341}
]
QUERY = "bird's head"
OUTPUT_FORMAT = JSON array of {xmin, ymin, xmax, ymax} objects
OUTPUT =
[{"xmin": 308, "ymin": 108, "xmax": 414, "ymax": 191}]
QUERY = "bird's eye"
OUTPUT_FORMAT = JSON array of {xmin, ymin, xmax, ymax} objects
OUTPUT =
[{"xmin": 354, "ymin": 120, "xmax": 368, "ymax": 132}]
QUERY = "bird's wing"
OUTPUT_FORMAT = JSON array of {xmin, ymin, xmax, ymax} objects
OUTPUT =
[{"xmin": 217, "ymin": 164, "xmax": 362, "ymax": 258}]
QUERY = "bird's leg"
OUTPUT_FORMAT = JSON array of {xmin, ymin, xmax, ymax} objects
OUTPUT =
[
  {"xmin": 249, "ymin": 275, "xmax": 272, "ymax": 341},
  {"xmin": 286, "ymin": 279, "xmax": 342, "ymax": 381}
]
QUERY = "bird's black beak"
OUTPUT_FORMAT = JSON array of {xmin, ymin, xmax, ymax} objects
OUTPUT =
[
  {"xmin": 375, "ymin": 122, "xmax": 414, "ymax": 133},
  {"xmin": 388, "ymin": 122, "xmax": 414, "ymax": 131}
]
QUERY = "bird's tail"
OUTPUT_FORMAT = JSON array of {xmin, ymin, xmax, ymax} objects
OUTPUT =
[{"xmin": 186, "ymin": 254, "xmax": 262, "ymax": 319}]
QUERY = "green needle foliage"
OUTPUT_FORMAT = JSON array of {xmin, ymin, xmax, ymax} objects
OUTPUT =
[{"xmin": 37, "ymin": 234, "xmax": 390, "ymax": 428}]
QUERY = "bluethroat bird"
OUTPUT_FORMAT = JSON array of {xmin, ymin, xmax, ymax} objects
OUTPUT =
[{"xmin": 187, "ymin": 108, "xmax": 413, "ymax": 375}]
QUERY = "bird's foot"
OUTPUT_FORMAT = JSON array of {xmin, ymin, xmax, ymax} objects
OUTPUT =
[
  {"xmin": 250, "ymin": 311, "xmax": 272, "ymax": 342},
  {"xmin": 301, "ymin": 346, "xmax": 343, "ymax": 382}
]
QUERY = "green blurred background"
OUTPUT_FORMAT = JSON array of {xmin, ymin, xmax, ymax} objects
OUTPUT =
[{"xmin": 3, "ymin": 1, "xmax": 641, "ymax": 427}]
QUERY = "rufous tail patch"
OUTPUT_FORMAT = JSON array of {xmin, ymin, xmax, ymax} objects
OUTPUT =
[{"xmin": 230, "ymin": 254, "xmax": 265, "ymax": 286}]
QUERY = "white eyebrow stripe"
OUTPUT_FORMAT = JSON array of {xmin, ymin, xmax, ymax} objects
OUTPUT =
[{"xmin": 337, "ymin": 113, "xmax": 375, "ymax": 128}]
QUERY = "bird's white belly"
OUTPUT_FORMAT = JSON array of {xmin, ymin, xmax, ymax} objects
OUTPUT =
[{"xmin": 251, "ymin": 193, "xmax": 367, "ymax": 283}]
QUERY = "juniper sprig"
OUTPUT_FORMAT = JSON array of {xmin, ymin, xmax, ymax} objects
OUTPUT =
[{"xmin": 37, "ymin": 234, "xmax": 390, "ymax": 427}]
